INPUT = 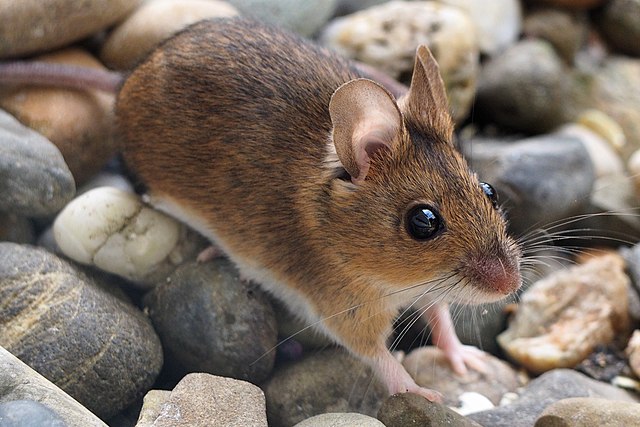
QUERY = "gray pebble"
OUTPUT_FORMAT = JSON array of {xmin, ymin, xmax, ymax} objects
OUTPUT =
[
  {"xmin": 0, "ymin": 346, "xmax": 106, "ymax": 427},
  {"xmin": 0, "ymin": 110, "xmax": 75, "ymax": 217},
  {"xmin": 377, "ymin": 393, "xmax": 482, "ymax": 427},
  {"xmin": 468, "ymin": 369, "xmax": 640, "ymax": 427},
  {"xmin": 464, "ymin": 134, "xmax": 595, "ymax": 237},
  {"xmin": 263, "ymin": 348, "xmax": 387, "ymax": 427},
  {"xmin": 144, "ymin": 259, "xmax": 278, "ymax": 383},
  {"xmin": 475, "ymin": 40, "xmax": 571, "ymax": 133},
  {"xmin": 0, "ymin": 243, "xmax": 163, "ymax": 420},
  {"xmin": 0, "ymin": 400, "xmax": 67, "ymax": 427},
  {"xmin": 294, "ymin": 412, "xmax": 385, "ymax": 427}
]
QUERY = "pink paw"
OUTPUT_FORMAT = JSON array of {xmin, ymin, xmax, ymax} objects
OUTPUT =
[
  {"xmin": 196, "ymin": 245, "xmax": 223, "ymax": 263},
  {"xmin": 445, "ymin": 344, "xmax": 489, "ymax": 376}
]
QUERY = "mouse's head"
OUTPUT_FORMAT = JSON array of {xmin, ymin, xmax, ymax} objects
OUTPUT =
[{"xmin": 325, "ymin": 46, "xmax": 521, "ymax": 306}]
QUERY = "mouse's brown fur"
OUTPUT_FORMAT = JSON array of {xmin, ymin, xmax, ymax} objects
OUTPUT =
[{"xmin": 118, "ymin": 17, "xmax": 521, "ymax": 398}]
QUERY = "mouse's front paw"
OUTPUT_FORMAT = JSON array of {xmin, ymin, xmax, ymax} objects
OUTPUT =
[
  {"xmin": 445, "ymin": 344, "xmax": 489, "ymax": 376},
  {"xmin": 401, "ymin": 384, "xmax": 443, "ymax": 403}
]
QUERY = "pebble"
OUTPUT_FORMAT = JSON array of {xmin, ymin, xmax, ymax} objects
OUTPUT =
[
  {"xmin": 535, "ymin": 397, "xmax": 640, "ymax": 426},
  {"xmin": 0, "ymin": 243, "xmax": 163, "ymax": 419},
  {"xmin": 294, "ymin": 412, "xmax": 385, "ymax": 427},
  {"xmin": 263, "ymin": 348, "xmax": 387, "ymax": 427},
  {"xmin": 0, "ymin": 48, "xmax": 117, "ymax": 185},
  {"xmin": 626, "ymin": 330, "xmax": 640, "ymax": 379},
  {"xmin": 377, "ymin": 392, "xmax": 482, "ymax": 427},
  {"xmin": 468, "ymin": 369, "xmax": 640, "ymax": 427},
  {"xmin": 475, "ymin": 39, "xmax": 570, "ymax": 133},
  {"xmin": 522, "ymin": 7, "xmax": 587, "ymax": 63},
  {"xmin": 0, "ymin": 0, "xmax": 142, "ymax": 58},
  {"xmin": 436, "ymin": 0, "xmax": 522, "ymax": 56},
  {"xmin": 463, "ymin": 133, "xmax": 595, "ymax": 236},
  {"xmin": 0, "ymin": 400, "xmax": 68, "ymax": 427},
  {"xmin": 135, "ymin": 390, "xmax": 172, "ymax": 427},
  {"xmin": 320, "ymin": 0, "xmax": 479, "ymax": 123},
  {"xmin": 0, "ymin": 213, "xmax": 35, "ymax": 244},
  {"xmin": 226, "ymin": 0, "xmax": 338, "ymax": 37},
  {"xmin": 0, "ymin": 346, "xmax": 107, "ymax": 427},
  {"xmin": 143, "ymin": 259, "xmax": 278, "ymax": 383},
  {"xmin": 0, "ymin": 109, "xmax": 75, "ymax": 217},
  {"xmin": 148, "ymin": 373, "xmax": 267, "ymax": 427},
  {"xmin": 402, "ymin": 347, "xmax": 521, "ymax": 406},
  {"xmin": 558, "ymin": 123, "xmax": 624, "ymax": 180},
  {"xmin": 53, "ymin": 187, "xmax": 206, "ymax": 289},
  {"xmin": 101, "ymin": 0, "xmax": 238, "ymax": 70},
  {"xmin": 497, "ymin": 254, "xmax": 630, "ymax": 374},
  {"xmin": 595, "ymin": 0, "xmax": 640, "ymax": 57}
]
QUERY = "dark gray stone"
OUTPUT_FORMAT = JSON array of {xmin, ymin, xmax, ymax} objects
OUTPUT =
[
  {"xmin": 0, "ymin": 346, "xmax": 106, "ymax": 427},
  {"xmin": 144, "ymin": 259, "xmax": 277, "ymax": 383},
  {"xmin": 522, "ymin": 7, "xmax": 587, "ymax": 64},
  {"xmin": 468, "ymin": 369, "xmax": 640, "ymax": 427},
  {"xmin": 475, "ymin": 40, "xmax": 571, "ymax": 133},
  {"xmin": 0, "ymin": 243, "xmax": 163, "ymax": 420},
  {"xmin": 0, "ymin": 110, "xmax": 75, "ymax": 217},
  {"xmin": 596, "ymin": 0, "xmax": 640, "ymax": 57},
  {"xmin": 464, "ymin": 135, "xmax": 595, "ymax": 237},
  {"xmin": 0, "ymin": 400, "xmax": 67, "ymax": 427},
  {"xmin": 0, "ymin": 213, "xmax": 34, "ymax": 244},
  {"xmin": 377, "ymin": 393, "xmax": 482, "ymax": 427},
  {"xmin": 263, "ymin": 348, "xmax": 387, "ymax": 427}
]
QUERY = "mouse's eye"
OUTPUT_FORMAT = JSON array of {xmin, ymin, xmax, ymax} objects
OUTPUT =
[
  {"xmin": 480, "ymin": 182, "xmax": 498, "ymax": 209},
  {"xmin": 406, "ymin": 205, "xmax": 443, "ymax": 240}
]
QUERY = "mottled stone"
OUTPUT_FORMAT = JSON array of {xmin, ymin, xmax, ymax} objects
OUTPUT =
[
  {"xmin": 0, "ymin": 0, "xmax": 142, "ymax": 58},
  {"xmin": 135, "ymin": 390, "xmax": 171, "ymax": 427},
  {"xmin": 377, "ymin": 393, "xmax": 482, "ymax": 427},
  {"xmin": 321, "ymin": 0, "xmax": 479, "ymax": 123},
  {"xmin": 0, "ymin": 400, "xmax": 68, "ymax": 427},
  {"xmin": 498, "ymin": 255, "xmax": 630, "ymax": 374},
  {"xmin": 0, "ymin": 109, "xmax": 75, "ymax": 216},
  {"xmin": 263, "ymin": 348, "xmax": 387, "ymax": 427},
  {"xmin": 0, "ymin": 243, "xmax": 163, "ymax": 419},
  {"xmin": 144, "ymin": 259, "xmax": 277, "ymax": 383},
  {"xmin": 151, "ymin": 374, "xmax": 267, "ymax": 427},
  {"xmin": 0, "ymin": 346, "xmax": 106, "ymax": 427},
  {"xmin": 294, "ymin": 413, "xmax": 385, "ymax": 427}
]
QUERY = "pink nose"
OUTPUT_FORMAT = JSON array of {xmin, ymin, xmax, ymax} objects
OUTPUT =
[{"xmin": 465, "ymin": 255, "xmax": 521, "ymax": 296}]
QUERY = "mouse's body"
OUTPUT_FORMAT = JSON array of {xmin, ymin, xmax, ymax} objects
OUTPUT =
[{"xmin": 16, "ymin": 17, "xmax": 521, "ymax": 399}]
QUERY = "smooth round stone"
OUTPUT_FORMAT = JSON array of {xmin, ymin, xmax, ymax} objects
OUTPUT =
[
  {"xmin": 0, "ymin": 48, "xmax": 117, "ymax": 185},
  {"xmin": 227, "ymin": 0, "xmax": 338, "ymax": 37},
  {"xmin": 0, "ymin": 400, "xmax": 68, "ymax": 427},
  {"xmin": 475, "ymin": 39, "xmax": 570, "ymax": 133},
  {"xmin": 54, "ymin": 187, "xmax": 206, "ymax": 289},
  {"xmin": 378, "ymin": 393, "xmax": 482, "ymax": 427},
  {"xmin": 437, "ymin": 0, "xmax": 522, "ymax": 56},
  {"xmin": 144, "ymin": 259, "xmax": 277, "ymax": 383},
  {"xmin": 294, "ymin": 413, "xmax": 385, "ymax": 427},
  {"xmin": 321, "ymin": 1, "xmax": 478, "ymax": 124},
  {"xmin": 596, "ymin": 0, "xmax": 640, "ymax": 57},
  {"xmin": 0, "ymin": 243, "xmax": 163, "ymax": 420},
  {"xmin": 523, "ymin": 7, "xmax": 587, "ymax": 63},
  {"xmin": 101, "ymin": 0, "xmax": 238, "ymax": 70},
  {"xmin": 263, "ymin": 348, "xmax": 387, "ymax": 427},
  {"xmin": 535, "ymin": 397, "xmax": 640, "ymax": 426},
  {"xmin": 0, "ymin": 109, "xmax": 75, "ymax": 217},
  {"xmin": 0, "ymin": 0, "xmax": 142, "ymax": 58}
]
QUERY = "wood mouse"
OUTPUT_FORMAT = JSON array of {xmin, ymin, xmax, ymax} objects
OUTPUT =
[{"xmin": 0, "ymin": 17, "xmax": 521, "ymax": 401}]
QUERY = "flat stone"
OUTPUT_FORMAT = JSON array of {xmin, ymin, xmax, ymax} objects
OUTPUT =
[
  {"xmin": 0, "ymin": 109, "xmax": 75, "ymax": 216},
  {"xmin": 152, "ymin": 373, "xmax": 267, "ymax": 427},
  {"xmin": 0, "ymin": 346, "xmax": 106, "ymax": 427},
  {"xmin": 135, "ymin": 390, "xmax": 171, "ymax": 427},
  {"xmin": 0, "ymin": 243, "xmax": 163, "ymax": 419}
]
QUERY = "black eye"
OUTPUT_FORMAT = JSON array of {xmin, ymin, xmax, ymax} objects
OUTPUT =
[
  {"xmin": 406, "ymin": 205, "xmax": 442, "ymax": 240},
  {"xmin": 480, "ymin": 182, "xmax": 498, "ymax": 208}
]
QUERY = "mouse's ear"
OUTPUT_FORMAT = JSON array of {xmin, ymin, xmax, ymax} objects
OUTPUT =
[
  {"xmin": 329, "ymin": 78, "xmax": 402, "ymax": 184},
  {"xmin": 405, "ymin": 45, "xmax": 453, "ymax": 141}
]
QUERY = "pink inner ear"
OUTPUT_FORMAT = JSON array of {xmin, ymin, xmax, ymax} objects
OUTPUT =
[{"xmin": 352, "ymin": 128, "xmax": 393, "ymax": 183}]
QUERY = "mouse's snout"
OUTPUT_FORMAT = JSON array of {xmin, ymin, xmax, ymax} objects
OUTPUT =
[{"xmin": 461, "ymin": 246, "xmax": 522, "ymax": 301}]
